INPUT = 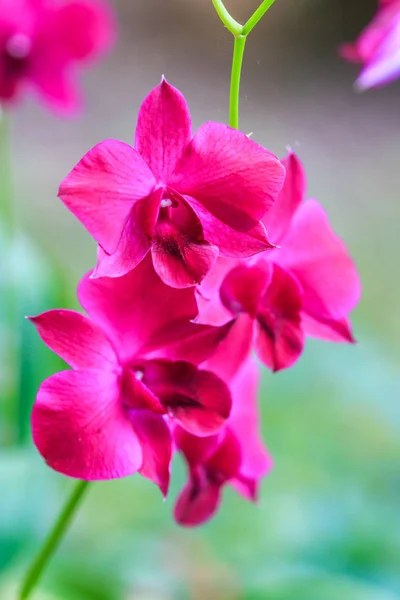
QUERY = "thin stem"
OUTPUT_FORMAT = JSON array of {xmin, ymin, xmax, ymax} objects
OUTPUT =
[
  {"xmin": 211, "ymin": 0, "xmax": 242, "ymax": 36},
  {"xmin": 242, "ymin": 0, "xmax": 277, "ymax": 35},
  {"xmin": 19, "ymin": 480, "xmax": 90, "ymax": 600},
  {"xmin": 229, "ymin": 35, "xmax": 246, "ymax": 129}
]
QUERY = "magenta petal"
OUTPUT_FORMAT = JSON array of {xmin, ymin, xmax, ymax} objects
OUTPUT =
[
  {"xmin": 206, "ymin": 428, "xmax": 241, "ymax": 481},
  {"xmin": 152, "ymin": 225, "xmax": 218, "ymax": 288},
  {"xmin": 173, "ymin": 426, "xmax": 220, "ymax": 468},
  {"xmin": 275, "ymin": 199, "xmax": 362, "ymax": 322},
  {"xmin": 302, "ymin": 312, "xmax": 356, "ymax": 343},
  {"xmin": 255, "ymin": 264, "xmax": 304, "ymax": 372},
  {"xmin": 220, "ymin": 263, "xmax": 272, "ymax": 318},
  {"xmin": 29, "ymin": 309, "xmax": 117, "ymax": 369},
  {"xmin": 189, "ymin": 196, "xmax": 273, "ymax": 257},
  {"xmin": 229, "ymin": 357, "xmax": 273, "ymax": 482},
  {"xmin": 78, "ymin": 255, "xmax": 198, "ymax": 364},
  {"xmin": 130, "ymin": 410, "xmax": 172, "ymax": 497},
  {"xmin": 135, "ymin": 79, "xmax": 192, "ymax": 181},
  {"xmin": 203, "ymin": 314, "xmax": 254, "ymax": 382},
  {"xmin": 49, "ymin": 0, "xmax": 115, "ymax": 61},
  {"xmin": 31, "ymin": 68, "xmax": 82, "ymax": 116},
  {"xmin": 174, "ymin": 469, "xmax": 221, "ymax": 527},
  {"xmin": 93, "ymin": 189, "xmax": 162, "ymax": 278},
  {"xmin": 142, "ymin": 319, "xmax": 233, "ymax": 365},
  {"xmin": 171, "ymin": 122, "xmax": 285, "ymax": 231},
  {"xmin": 151, "ymin": 199, "xmax": 219, "ymax": 288},
  {"xmin": 32, "ymin": 370, "xmax": 142, "ymax": 480},
  {"xmin": 141, "ymin": 360, "xmax": 232, "ymax": 436},
  {"xmin": 59, "ymin": 140, "xmax": 156, "ymax": 254},
  {"xmin": 263, "ymin": 151, "xmax": 306, "ymax": 245}
]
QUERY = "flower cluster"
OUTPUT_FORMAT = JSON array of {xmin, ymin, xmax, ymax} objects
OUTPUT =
[
  {"xmin": 0, "ymin": 0, "xmax": 115, "ymax": 114},
  {"xmin": 30, "ymin": 80, "xmax": 360, "ymax": 526},
  {"xmin": 341, "ymin": 0, "xmax": 400, "ymax": 89}
]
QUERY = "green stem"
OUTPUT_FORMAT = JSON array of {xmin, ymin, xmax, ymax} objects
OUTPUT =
[
  {"xmin": 211, "ymin": 0, "xmax": 242, "ymax": 36},
  {"xmin": 229, "ymin": 35, "xmax": 246, "ymax": 129},
  {"xmin": 242, "ymin": 0, "xmax": 277, "ymax": 35},
  {"xmin": 211, "ymin": 0, "xmax": 277, "ymax": 130},
  {"xmin": 19, "ymin": 480, "xmax": 90, "ymax": 600}
]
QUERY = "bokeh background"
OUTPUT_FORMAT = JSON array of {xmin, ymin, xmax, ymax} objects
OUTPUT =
[{"xmin": 1, "ymin": 0, "xmax": 400, "ymax": 598}]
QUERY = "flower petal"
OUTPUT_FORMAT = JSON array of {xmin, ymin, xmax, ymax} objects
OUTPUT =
[
  {"xmin": 262, "ymin": 151, "xmax": 306, "ymax": 244},
  {"xmin": 32, "ymin": 370, "xmax": 142, "ymax": 479},
  {"xmin": 188, "ymin": 196, "xmax": 273, "ymax": 257},
  {"xmin": 274, "ymin": 199, "xmax": 361, "ymax": 322},
  {"xmin": 229, "ymin": 357, "xmax": 273, "ymax": 483},
  {"xmin": 173, "ymin": 426, "xmax": 220, "ymax": 468},
  {"xmin": 93, "ymin": 188, "xmax": 162, "ymax": 278},
  {"xmin": 151, "ymin": 212, "xmax": 219, "ymax": 288},
  {"xmin": 171, "ymin": 122, "xmax": 285, "ymax": 231},
  {"xmin": 301, "ymin": 312, "xmax": 356, "ymax": 343},
  {"xmin": 135, "ymin": 79, "xmax": 192, "ymax": 181},
  {"xmin": 130, "ymin": 410, "xmax": 172, "ymax": 497},
  {"xmin": 142, "ymin": 319, "xmax": 233, "ymax": 365},
  {"xmin": 174, "ymin": 468, "xmax": 221, "ymax": 527},
  {"xmin": 141, "ymin": 360, "xmax": 231, "ymax": 436},
  {"xmin": 58, "ymin": 139, "xmax": 156, "ymax": 254},
  {"xmin": 78, "ymin": 255, "xmax": 198, "ymax": 363},
  {"xmin": 29, "ymin": 309, "xmax": 117, "ymax": 370},
  {"xmin": 220, "ymin": 263, "xmax": 271, "ymax": 318},
  {"xmin": 49, "ymin": 0, "xmax": 115, "ymax": 61},
  {"xmin": 255, "ymin": 264, "xmax": 304, "ymax": 371}
]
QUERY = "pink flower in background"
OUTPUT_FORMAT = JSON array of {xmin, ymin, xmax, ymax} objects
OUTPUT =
[
  {"xmin": 340, "ymin": 0, "xmax": 400, "ymax": 89},
  {"xmin": 59, "ymin": 79, "xmax": 285, "ymax": 288},
  {"xmin": 29, "ymin": 257, "xmax": 232, "ymax": 494},
  {"xmin": 196, "ymin": 152, "xmax": 361, "ymax": 372},
  {"xmin": 174, "ymin": 356, "xmax": 272, "ymax": 527},
  {"xmin": 0, "ymin": 0, "xmax": 115, "ymax": 114}
]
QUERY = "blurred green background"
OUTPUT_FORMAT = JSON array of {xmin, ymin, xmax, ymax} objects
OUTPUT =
[{"xmin": 1, "ymin": 0, "xmax": 400, "ymax": 598}]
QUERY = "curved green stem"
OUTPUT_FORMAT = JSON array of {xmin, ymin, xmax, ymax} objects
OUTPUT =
[
  {"xmin": 211, "ymin": 0, "xmax": 278, "ymax": 130},
  {"xmin": 229, "ymin": 35, "xmax": 246, "ymax": 129},
  {"xmin": 211, "ymin": 0, "xmax": 242, "ymax": 36},
  {"xmin": 242, "ymin": 0, "xmax": 277, "ymax": 35},
  {"xmin": 19, "ymin": 480, "xmax": 90, "ymax": 600}
]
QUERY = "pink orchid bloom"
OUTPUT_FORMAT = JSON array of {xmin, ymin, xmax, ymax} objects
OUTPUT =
[
  {"xmin": 58, "ymin": 79, "xmax": 285, "ymax": 288},
  {"xmin": 340, "ymin": 0, "xmax": 400, "ymax": 89},
  {"xmin": 196, "ymin": 151, "xmax": 361, "ymax": 372},
  {"xmin": 29, "ymin": 257, "xmax": 233, "ymax": 495},
  {"xmin": 174, "ymin": 356, "xmax": 272, "ymax": 527},
  {"xmin": 0, "ymin": 0, "xmax": 115, "ymax": 114}
]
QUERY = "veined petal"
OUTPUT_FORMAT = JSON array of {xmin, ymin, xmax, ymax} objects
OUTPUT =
[
  {"xmin": 78, "ymin": 255, "xmax": 198, "ymax": 363},
  {"xmin": 188, "ymin": 196, "xmax": 273, "ymax": 257},
  {"xmin": 142, "ymin": 319, "xmax": 233, "ymax": 365},
  {"xmin": 274, "ymin": 199, "xmax": 361, "ymax": 322},
  {"xmin": 93, "ymin": 189, "xmax": 162, "ymax": 278},
  {"xmin": 130, "ymin": 410, "xmax": 172, "ymax": 497},
  {"xmin": 29, "ymin": 309, "xmax": 117, "ymax": 369},
  {"xmin": 135, "ymin": 79, "xmax": 192, "ymax": 181},
  {"xmin": 58, "ymin": 139, "xmax": 156, "ymax": 254},
  {"xmin": 141, "ymin": 360, "xmax": 231, "ymax": 436},
  {"xmin": 263, "ymin": 151, "xmax": 306, "ymax": 244},
  {"xmin": 32, "ymin": 370, "xmax": 142, "ymax": 480},
  {"xmin": 171, "ymin": 122, "xmax": 285, "ymax": 231}
]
